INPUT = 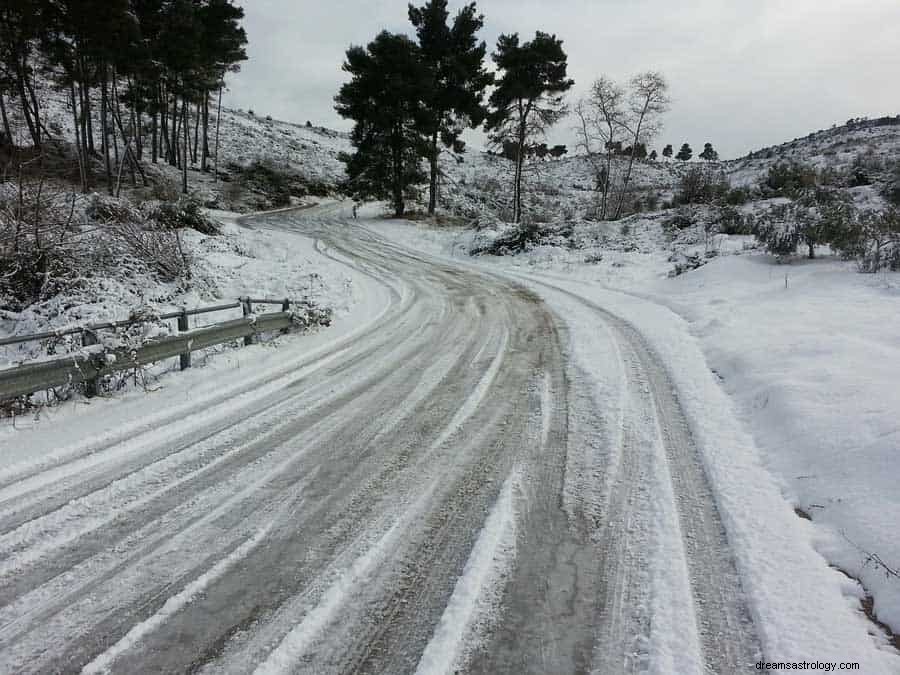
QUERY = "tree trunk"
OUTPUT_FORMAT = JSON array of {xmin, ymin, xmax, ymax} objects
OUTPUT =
[
  {"xmin": 182, "ymin": 98, "xmax": 188, "ymax": 194},
  {"xmin": 151, "ymin": 109, "xmax": 158, "ymax": 163},
  {"xmin": 807, "ymin": 242, "xmax": 815, "ymax": 259},
  {"xmin": 201, "ymin": 92, "xmax": 209, "ymax": 171},
  {"xmin": 514, "ymin": 120, "xmax": 527, "ymax": 224},
  {"xmin": 100, "ymin": 70, "xmax": 113, "ymax": 194},
  {"xmin": 160, "ymin": 89, "xmax": 170, "ymax": 162},
  {"xmin": 427, "ymin": 130, "xmax": 438, "ymax": 216},
  {"xmin": 81, "ymin": 59, "xmax": 95, "ymax": 156},
  {"xmin": 613, "ymin": 100, "xmax": 650, "ymax": 220},
  {"xmin": 15, "ymin": 63, "xmax": 40, "ymax": 149},
  {"xmin": 213, "ymin": 86, "xmax": 223, "ymax": 182},
  {"xmin": 170, "ymin": 95, "xmax": 179, "ymax": 167},
  {"xmin": 69, "ymin": 80, "xmax": 88, "ymax": 192},
  {"xmin": 191, "ymin": 100, "xmax": 200, "ymax": 164},
  {"xmin": 391, "ymin": 128, "xmax": 404, "ymax": 217},
  {"xmin": 0, "ymin": 91, "xmax": 11, "ymax": 145},
  {"xmin": 23, "ymin": 65, "xmax": 43, "ymax": 149},
  {"xmin": 77, "ymin": 81, "xmax": 89, "ymax": 160}
]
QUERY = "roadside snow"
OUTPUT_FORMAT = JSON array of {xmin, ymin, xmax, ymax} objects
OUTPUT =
[
  {"xmin": 372, "ymin": 216, "xmax": 900, "ymax": 670},
  {"xmin": 0, "ymin": 212, "xmax": 384, "ymax": 475}
]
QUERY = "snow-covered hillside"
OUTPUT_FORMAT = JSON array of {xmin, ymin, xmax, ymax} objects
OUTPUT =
[
  {"xmin": 1, "ymin": 82, "xmax": 354, "ymax": 395},
  {"xmin": 373, "ymin": 120, "xmax": 900, "ymax": 651}
]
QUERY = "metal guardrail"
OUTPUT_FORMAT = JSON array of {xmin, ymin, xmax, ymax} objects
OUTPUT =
[{"xmin": 0, "ymin": 297, "xmax": 300, "ymax": 401}]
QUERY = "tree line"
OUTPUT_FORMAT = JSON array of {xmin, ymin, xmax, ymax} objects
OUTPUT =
[
  {"xmin": 0, "ymin": 0, "xmax": 247, "ymax": 194},
  {"xmin": 335, "ymin": 0, "xmax": 573, "ymax": 222}
]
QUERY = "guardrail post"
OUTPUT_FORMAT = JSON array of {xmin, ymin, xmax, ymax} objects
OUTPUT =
[
  {"xmin": 241, "ymin": 297, "xmax": 254, "ymax": 346},
  {"xmin": 281, "ymin": 298, "xmax": 291, "ymax": 334},
  {"xmin": 177, "ymin": 309, "xmax": 191, "ymax": 370},
  {"xmin": 81, "ymin": 329, "xmax": 99, "ymax": 397}
]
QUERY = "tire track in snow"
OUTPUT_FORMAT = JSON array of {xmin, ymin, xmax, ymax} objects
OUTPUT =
[{"xmin": 505, "ymin": 272, "xmax": 760, "ymax": 673}]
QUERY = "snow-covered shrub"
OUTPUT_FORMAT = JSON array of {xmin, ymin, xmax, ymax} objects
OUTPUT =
[
  {"xmin": 753, "ymin": 189, "xmax": 854, "ymax": 259},
  {"xmin": 109, "ymin": 219, "xmax": 191, "ymax": 282},
  {"xmin": 839, "ymin": 208, "xmax": 900, "ymax": 273},
  {"xmin": 470, "ymin": 221, "xmax": 540, "ymax": 256},
  {"xmin": 86, "ymin": 196, "xmax": 193, "ymax": 282},
  {"xmin": 673, "ymin": 166, "xmax": 729, "ymax": 205},
  {"xmin": 145, "ymin": 196, "xmax": 220, "ymax": 235},
  {"xmin": 662, "ymin": 207, "xmax": 696, "ymax": 231},
  {"xmin": 716, "ymin": 205, "xmax": 753, "ymax": 235},
  {"xmin": 761, "ymin": 162, "xmax": 817, "ymax": 197},
  {"xmin": 150, "ymin": 177, "xmax": 181, "ymax": 202},
  {"xmin": 0, "ymin": 182, "xmax": 79, "ymax": 309},
  {"xmin": 883, "ymin": 161, "xmax": 900, "ymax": 207}
]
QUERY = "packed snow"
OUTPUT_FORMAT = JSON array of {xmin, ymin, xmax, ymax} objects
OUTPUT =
[{"xmin": 370, "ymin": 209, "xmax": 900, "ymax": 669}]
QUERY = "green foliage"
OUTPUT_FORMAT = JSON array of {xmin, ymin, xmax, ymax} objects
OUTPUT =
[
  {"xmin": 335, "ymin": 31, "xmax": 428, "ymax": 216},
  {"xmin": 883, "ymin": 161, "xmax": 900, "ymax": 207},
  {"xmin": 762, "ymin": 162, "xmax": 817, "ymax": 197},
  {"xmin": 675, "ymin": 143, "xmax": 692, "ymax": 161},
  {"xmin": 470, "ymin": 221, "xmax": 541, "ymax": 255},
  {"xmin": 699, "ymin": 142, "xmax": 719, "ymax": 161},
  {"xmin": 148, "ymin": 197, "xmax": 220, "ymax": 235},
  {"xmin": 724, "ymin": 187, "xmax": 750, "ymax": 205},
  {"xmin": 716, "ymin": 205, "xmax": 753, "ymax": 235},
  {"xmin": 753, "ymin": 189, "xmax": 855, "ymax": 258},
  {"xmin": 662, "ymin": 144, "xmax": 673, "ymax": 159},
  {"xmin": 674, "ymin": 166, "xmax": 729, "ymax": 205},
  {"xmin": 662, "ymin": 208, "xmax": 696, "ymax": 231},
  {"xmin": 485, "ymin": 31, "xmax": 574, "ymax": 223},
  {"xmin": 835, "ymin": 208, "xmax": 900, "ymax": 272},
  {"xmin": 408, "ymin": 0, "xmax": 492, "ymax": 214},
  {"xmin": 229, "ymin": 160, "xmax": 331, "ymax": 209}
]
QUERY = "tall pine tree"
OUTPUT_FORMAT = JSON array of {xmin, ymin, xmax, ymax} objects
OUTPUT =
[
  {"xmin": 335, "ymin": 31, "xmax": 427, "ymax": 217},
  {"xmin": 408, "ymin": 0, "xmax": 492, "ymax": 215},
  {"xmin": 485, "ymin": 32, "xmax": 573, "ymax": 223}
]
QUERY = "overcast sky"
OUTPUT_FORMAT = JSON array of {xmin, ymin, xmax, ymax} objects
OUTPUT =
[{"xmin": 227, "ymin": 0, "xmax": 900, "ymax": 159}]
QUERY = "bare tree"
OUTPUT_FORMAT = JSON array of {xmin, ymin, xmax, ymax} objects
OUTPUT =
[
  {"xmin": 613, "ymin": 72, "xmax": 670, "ymax": 219},
  {"xmin": 574, "ymin": 77, "xmax": 627, "ymax": 220},
  {"xmin": 575, "ymin": 72, "xmax": 669, "ymax": 220}
]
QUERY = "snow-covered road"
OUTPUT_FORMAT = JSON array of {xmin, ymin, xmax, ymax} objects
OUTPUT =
[{"xmin": 3, "ymin": 203, "xmax": 891, "ymax": 673}]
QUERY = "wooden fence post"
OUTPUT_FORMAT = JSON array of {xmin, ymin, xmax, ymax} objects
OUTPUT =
[
  {"xmin": 281, "ymin": 298, "xmax": 291, "ymax": 335},
  {"xmin": 242, "ymin": 297, "xmax": 254, "ymax": 346},
  {"xmin": 177, "ymin": 309, "xmax": 191, "ymax": 370},
  {"xmin": 81, "ymin": 329, "xmax": 99, "ymax": 397}
]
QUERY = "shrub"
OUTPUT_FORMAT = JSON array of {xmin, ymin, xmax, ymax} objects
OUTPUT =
[
  {"xmin": 841, "ymin": 208, "xmax": 900, "ymax": 272},
  {"xmin": 724, "ymin": 187, "xmax": 750, "ymax": 205},
  {"xmin": 470, "ymin": 221, "xmax": 540, "ymax": 255},
  {"xmin": 147, "ymin": 196, "xmax": 220, "ymax": 235},
  {"xmin": 716, "ymin": 206, "xmax": 753, "ymax": 235},
  {"xmin": 674, "ymin": 166, "xmax": 729, "ymax": 205},
  {"xmin": 663, "ymin": 208, "xmax": 696, "ymax": 231},
  {"xmin": 753, "ymin": 189, "xmax": 855, "ymax": 259},
  {"xmin": 762, "ymin": 162, "xmax": 817, "ymax": 197},
  {"xmin": 883, "ymin": 161, "xmax": 900, "ymax": 207}
]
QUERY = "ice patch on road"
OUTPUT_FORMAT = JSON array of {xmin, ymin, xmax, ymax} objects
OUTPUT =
[
  {"xmin": 415, "ymin": 468, "xmax": 520, "ymax": 675},
  {"xmin": 81, "ymin": 523, "xmax": 275, "ymax": 675}
]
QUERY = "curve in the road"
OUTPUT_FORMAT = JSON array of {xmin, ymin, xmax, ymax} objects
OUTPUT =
[{"xmin": 0, "ymin": 203, "xmax": 759, "ymax": 674}]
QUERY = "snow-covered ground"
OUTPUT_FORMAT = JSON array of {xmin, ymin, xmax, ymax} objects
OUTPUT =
[
  {"xmin": 371, "ymin": 212, "xmax": 900, "ymax": 667},
  {"xmin": 1, "ymin": 207, "xmax": 362, "ymax": 413}
]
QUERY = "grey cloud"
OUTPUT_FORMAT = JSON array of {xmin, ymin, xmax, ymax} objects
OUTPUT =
[{"xmin": 227, "ymin": 0, "xmax": 900, "ymax": 159}]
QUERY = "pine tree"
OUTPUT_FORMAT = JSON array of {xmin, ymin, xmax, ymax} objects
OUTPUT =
[
  {"xmin": 335, "ymin": 31, "xmax": 428, "ymax": 217},
  {"xmin": 485, "ymin": 32, "xmax": 573, "ymax": 223},
  {"xmin": 409, "ymin": 0, "xmax": 492, "ymax": 215},
  {"xmin": 699, "ymin": 142, "xmax": 719, "ymax": 162},
  {"xmin": 676, "ymin": 143, "xmax": 693, "ymax": 161},
  {"xmin": 662, "ymin": 143, "xmax": 673, "ymax": 159}
]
